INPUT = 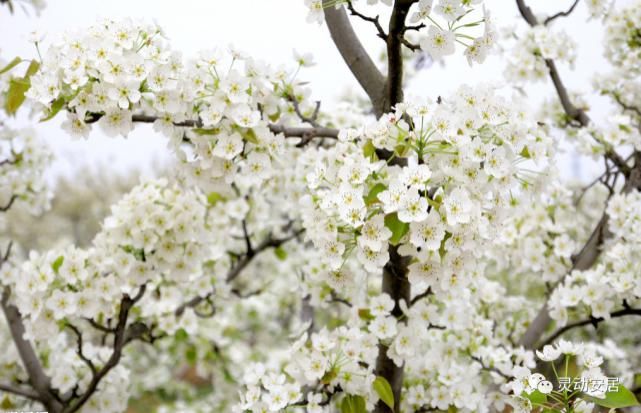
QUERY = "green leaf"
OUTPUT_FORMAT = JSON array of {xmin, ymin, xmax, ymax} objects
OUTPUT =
[
  {"xmin": 243, "ymin": 129, "xmax": 259, "ymax": 144},
  {"xmin": 174, "ymin": 328, "xmax": 188, "ymax": 342},
  {"xmin": 341, "ymin": 394, "xmax": 367, "ymax": 413},
  {"xmin": 0, "ymin": 56, "xmax": 22, "ymax": 75},
  {"xmin": 373, "ymin": 376, "xmax": 394, "ymax": 409},
  {"xmin": 363, "ymin": 139, "xmax": 377, "ymax": 160},
  {"xmin": 274, "ymin": 246, "xmax": 287, "ymax": 261},
  {"xmin": 121, "ymin": 245, "xmax": 145, "ymax": 261},
  {"xmin": 522, "ymin": 390, "xmax": 547, "ymax": 405},
  {"xmin": 207, "ymin": 192, "xmax": 225, "ymax": 206},
  {"xmin": 267, "ymin": 109, "xmax": 281, "ymax": 122},
  {"xmin": 5, "ymin": 78, "xmax": 30, "ymax": 115},
  {"xmin": 51, "ymin": 256, "xmax": 64, "ymax": 274},
  {"xmin": 1, "ymin": 394, "xmax": 15, "ymax": 409},
  {"xmin": 364, "ymin": 183, "xmax": 386, "ymax": 206},
  {"xmin": 583, "ymin": 384, "xmax": 639, "ymax": 409},
  {"xmin": 185, "ymin": 345, "xmax": 198, "ymax": 365},
  {"xmin": 384, "ymin": 213, "xmax": 409, "ymax": 246},
  {"xmin": 40, "ymin": 97, "xmax": 65, "ymax": 122},
  {"xmin": 25, "ymin": 59, "xmax": 40, "ymax": 77},
  {"xmin": 357, "ymin": 308, "xmax": 375, "ymax": 321}
]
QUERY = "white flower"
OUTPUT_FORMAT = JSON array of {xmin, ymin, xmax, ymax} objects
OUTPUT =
[
  {"xmin": 99, "ymin": 109, "xmax": 133, "ymax": 137},
  {"xmin": 356, "ymin": 244, "xmax": 389, "ymax": 273},
  {"xmin": 435, "ymin": 0, "xmax": 465, "ymax": 21},
  {"xmin": 107, "ymin": 81, "xmax": 141, "ymax": 109},
  {"xmin": 409, "ymin": 211, "xmax": 445, "ymax": 250},
  {"xmin": 370, "ymin": 293, "xmax": 395, "ymax": 316},
  {"xmin": 303, "ymin": 354, "xmax": 328, "ymax": 381},
  {"xmin": 443, "ymin": 188, "xmax": 473, "ymax": 226},
  {"xmin": 358, "ymin": 214, "xmax": 392, "ymax": 251},
  {"xmin": 410, "ymin": 0, "xmax": 433, "ymax": 22},
  {"xmin": 378, "ymin": 182, "xmax": 406, "ymax": 213},
  {"xmin": 398, "ymin": 189, "xmax": 428, "ymax": 223},
  {"xmin": 369, "ymin": 316, "xmax": 398, "ymax": 340},
  {"xmin": 420, "ymin": 26, "xmax": 456, "ymax": 59},
  {"xmin": 293, "ymin": 49, "xmax": 315, "ymax": 67},
  {"xmin": 213, "ymin": 132, "xmax": 244, "ymax": 159},
  {"xmin": 536, "ymin": 344, "xmax": 561, "ymax": 362},
  {"xmin": 61, "ymin": 113, "xmax": 91, "ymax": 139},
  {"xmin": 319, "ymin": 239, "xmax": 345, "ymax": 270},
  {"xmin": 46, "ymin": 290, "xmax": 77, "ymax": 319}
]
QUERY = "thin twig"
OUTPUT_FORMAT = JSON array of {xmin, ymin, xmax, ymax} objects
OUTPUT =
[
  {"xmin": 544, "ymin": 0, "xmax": 580, "ymax": 25},
  {"xmin": 410, "ymin": 287, "xmax": 431, "ymax": 306},
  {"xmin": 0, "ymin": 194, "xmax": 18, "ymax": 212},
  {"xmin": 328, "ymin": 292, "xmax": 353, "ymax": 307},
  {"xmin": 174, "ymin": 227, "xmax": 304, "ymax": 316},
  {"xmin": 65, "ymin": 323, "xmax": 97, "ymax": 376},
  {"xmin": 401, "ymin": 38, "xmax": 421, "ymax": 52},
  {"xmin": 346, "ymin": 0, "xmax": 387, "ymax": 40},
  {"xmin": 241, "ymin": 219, "xmax": 254, "ymax": 256},
  {"xmin": 64, "ymin": 285, "xmax": 147, "ymax": 413}
]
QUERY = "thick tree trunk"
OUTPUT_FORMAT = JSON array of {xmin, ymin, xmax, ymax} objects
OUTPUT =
[
  {"xmin": 322, "ymin": 1, "xmax": 416, "ymax": 409},
  {"xmin": 374, "ymin": 246, "xmax": 410, "ymax": 413}
]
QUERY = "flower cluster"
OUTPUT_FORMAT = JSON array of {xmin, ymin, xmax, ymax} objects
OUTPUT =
[
  {"xmin": 486, "ymin": 180, "xmax": 604, "ymax": 291},
  {"xmin": 585, "ymin": 0, "xmax": 611, "ymax": 19},
  {"xmin": 26, "ymin": 18, "xmax": 317, "ymax": 192},
  {"xmin": 603, "ymin": 0, "xmax": 641, "ymax": 75},
  {"xmin": 548, "ymin": 191, "xmax": 641, "ymax": 325},
  {"xmin": 507, "ymin": 339, "xmax": 637, "ymax": 413},
  {"xmin": 0, "ymin": 179, "xmax": 217, "ymax": 341},
  {"xmin": 591, "ymin": 1, "xmax": 641, "ymax": 151},
  {"xmin": 300, "ymin": 85, "xmax": 551, "ymax": 300},
  {"xmin": 0, "ymin": 127, "xmax": 52, "ymax": 218},
  {"xmin": 505, "ymin": 26, "xmax": 577, "ymax": 83}
]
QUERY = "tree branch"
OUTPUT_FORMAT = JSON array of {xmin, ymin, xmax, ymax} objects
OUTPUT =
[
  {"xmin": 370, "ymin": 3, "xmax": 417, "ymax": 412},
  {"xmin": 0, "ymin": 381, "xmax": 42, "ymax": 402},
  {"xmin": 65, "ymin": 323, "xmax": 97, "ymax": 376},
  {"xmin": 174, "ymin": 228, "xmax": 304, "ymax": 317},
  {"xmin": 85, "ymin": 112, "xmax": 339, "ymax": 143},
  {"xmin": 63, "ymin": 285, "xmax": 147, "ymax": 413},
  {"xmin": 544, "ymin": 0, "xmax": 580, "ymax": 25},
  {"xmin": 410, "ymin": 287, "xmax": 431, "ymax": 307},
  {"xmin": 375, "ymin": 246, "xmax": 411, "ymax": 413},
  {"xmin": 385, "ymin": 0, "xmax": 416, "ymax": 112},
  {"xmin": 538, "ymin": 307, "xmax": 641, "ymax": 349},
  {"xmin": 0, "ymin": 194, "xmax": 18, "ymax": 212},
  {"xmin": 1, "ymin": 288, "xmax": 62, "ymax": 413},
  {"xmin": 287, "ymin": 94, "xmax": 322, "ymax": 128},
  {"xmin": 346, "ymin": 1, "xmax": 387, "ymax": 40},
  {"xmin": 322, "ymin": 0, "xmax": 387, "ymax": 117},
  {"xmin": 241, "ymin": 219, "xmax": 254, "ymax": 256}
]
